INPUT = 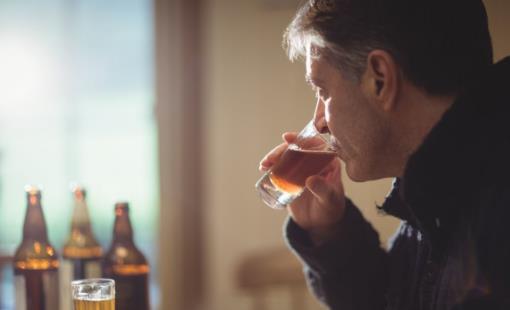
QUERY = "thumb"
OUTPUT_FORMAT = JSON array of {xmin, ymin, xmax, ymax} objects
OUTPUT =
[
  {"xmin": 282, "ymin": 132, "xmax": 298, "ymax": 144},
  {"xmin": 305, "ymin": 175, "xmax": 339, "ymax": 206}
]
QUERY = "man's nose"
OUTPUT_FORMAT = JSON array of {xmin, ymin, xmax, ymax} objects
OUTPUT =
[{"xmin": 313, "ymin": 98, "xmax": 329, "ymax": 133}]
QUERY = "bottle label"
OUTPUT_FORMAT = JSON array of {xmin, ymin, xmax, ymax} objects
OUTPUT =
[
  {"xmin": 15, "ymin": 270, "xmax": 59, "ymax": 310},
  {"xmin": 60, "ymin": 259, "xmax": 102, "ymax": 310}
]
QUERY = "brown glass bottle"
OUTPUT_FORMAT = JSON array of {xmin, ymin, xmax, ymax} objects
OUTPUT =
[
  {"xmin": 13, "ymin": 186, "xmax": 59, "ymax": 310},
  {"xmin": 61, "ymin": 186, "xmax": 103, "ymax": 309},
  {"xmin": 103, "ymin": 202, "xmax": 150, "ymax": 310}
]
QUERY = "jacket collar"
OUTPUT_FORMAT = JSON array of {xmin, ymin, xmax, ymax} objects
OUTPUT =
[{"xmin": 381, "ymin": 57, "xmax": 510, "ymax": 243}]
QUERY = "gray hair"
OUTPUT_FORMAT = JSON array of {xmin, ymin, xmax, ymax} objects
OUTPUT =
[
  {"xmin": 281, "ymin": 0, "xmax": 492, "ymax": 95},
  {"xmin": 283, "ymin": 1, "xmax": 383, "ymax": 82}
]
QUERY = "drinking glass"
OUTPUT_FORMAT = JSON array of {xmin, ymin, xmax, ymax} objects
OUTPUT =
[
  {"xmin": 255, "ymin": 120, "xmax": 337, "ymax": 209},
  {"xmin": 72, "ymin": 278, "xmax": 115, "ymax": 310}
]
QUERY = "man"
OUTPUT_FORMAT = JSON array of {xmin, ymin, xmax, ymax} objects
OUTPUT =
[{"xmin": 258, "ymin": 0, "xmax": 510, "ymax": 309}]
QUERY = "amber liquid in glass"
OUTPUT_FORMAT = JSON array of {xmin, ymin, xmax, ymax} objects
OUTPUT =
[
  {"xmin": 73, "ymin": 298, "xmax": 114, "ymax": 310},
  {"xmin": 270, "ymin": 147, "xmax": 336, "ymax": 194}
]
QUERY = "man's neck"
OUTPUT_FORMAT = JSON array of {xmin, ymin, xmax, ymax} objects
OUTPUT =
[{"xmin": 390, "ymin": 84, "xmax": 457, "ymax": 177}]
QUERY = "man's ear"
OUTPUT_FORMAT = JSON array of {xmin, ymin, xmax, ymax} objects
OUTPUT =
[{"xmin": 363, "ymin": 50, "xmax": 400, "ymax": 112}]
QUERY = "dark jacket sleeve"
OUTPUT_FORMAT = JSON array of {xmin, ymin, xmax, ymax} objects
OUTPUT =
[
  {"xmin": 452, "ymin": 186, "xmax": 510, "ymax": 310},
  {"xmin": 284, "ymin": 199, "xmax": 389, "ymax": 310}
]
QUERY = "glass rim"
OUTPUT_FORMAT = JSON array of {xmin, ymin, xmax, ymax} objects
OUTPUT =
[
  {"xmin": 292, "ymin": 120, "xmax": 335, "ymax": 152},
  {"xmin": 300, "ymin": 119, "xmax": 320, "ymax": 135},
  {"xmin": 71, "ymin": 278, "xmax": 115, "ymax": 287}
]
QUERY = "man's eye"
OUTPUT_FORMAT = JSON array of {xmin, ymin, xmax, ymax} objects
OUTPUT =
[{"xmin": 313, "ymin": 87, "xmax": 329, "ymax": 101}]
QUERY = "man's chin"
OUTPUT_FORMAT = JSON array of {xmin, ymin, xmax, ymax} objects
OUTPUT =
[
  {"xmin": 345, "ymin": 162, "xmax": 378, "ymax": 182},
  {"xmin": 345, "ymin": 163, "xmax": 366, "ymax": 182}
]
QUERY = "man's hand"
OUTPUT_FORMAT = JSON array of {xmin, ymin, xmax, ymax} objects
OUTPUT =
[{"xmin": 259, "ymin": 132, "xmax": 347, "ymax": 245}]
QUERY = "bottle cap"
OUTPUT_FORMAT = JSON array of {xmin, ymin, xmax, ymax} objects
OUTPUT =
[
  {"xmin": 24, "ymin": 185, "xmax": 41, "ymax": 198},
  {"xmin": 114, "ymin": 202, "xmax": 130, "ymax": 215},
  {"xmin": 70, "ymin": 183, "xmax": 87, "ymax": 200}
]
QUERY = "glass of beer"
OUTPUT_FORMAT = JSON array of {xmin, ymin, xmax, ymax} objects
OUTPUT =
[
  {"xmin": 255, "ymin": 120, "xmax": 337, "ymax": 209},
  {"xmin": 72, "ymin": 278, "xmax": 115, "ymax": 310}
]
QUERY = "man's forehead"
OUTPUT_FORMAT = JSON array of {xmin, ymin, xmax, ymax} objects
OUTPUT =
[
  {"xmin": 305, "ymin": 48, "xmax": 327, "ymax": 82},
  {"xmin": 305, "ymin": 44, "xmax": 318, "ymax": 73}
]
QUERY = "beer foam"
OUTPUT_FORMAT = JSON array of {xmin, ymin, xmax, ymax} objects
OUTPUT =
[{"xmin": 74, "ymin": 295, "xmax": 113, "ymax": 301}]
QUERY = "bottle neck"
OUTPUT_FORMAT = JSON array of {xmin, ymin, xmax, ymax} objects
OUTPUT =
[
  {"xmin": 23, "ymin": 195, "xmax": 49, "ymax": 242},
  {"xmin": 112, "ymin": 208, "xmax": 135, "ymax": 244},
  {"xmin": 71, "ymin": 198, "xmax": 94, "ymax": 234}
]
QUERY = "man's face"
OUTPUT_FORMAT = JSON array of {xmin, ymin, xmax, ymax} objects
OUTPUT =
[{"xmin": 306, "ymin": 49, "xmax": 391, "ymax": 181}]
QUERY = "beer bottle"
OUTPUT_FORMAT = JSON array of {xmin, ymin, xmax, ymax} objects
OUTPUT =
[
  {"xmin": 103, "ymin": 202, "xmax": 150, "ymax": 310},
  {"xmin": 61, "ymin": 186, "xmax": 103, "ymax": 310},
  {"xmin": 13, "ymin": 186, "xmax": 59, "ymax": 310}
]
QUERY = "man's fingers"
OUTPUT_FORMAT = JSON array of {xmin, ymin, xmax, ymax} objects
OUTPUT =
[
  {"xmin": 320, "ymin": 159, "xmax": 342, "ymax": 182},
  {"xmin": 258, "ymin": 142, "xmax": 288, "ymax": 171},
  {"xmin": 305, "ymin": 176, "xmax": 329, "ymax": 204},
  {"xmin": 259, "ymin": 132, "xmax": 299, "ymax": 171}
]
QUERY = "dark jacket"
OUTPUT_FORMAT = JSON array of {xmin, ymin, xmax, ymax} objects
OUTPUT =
[{"xmin": 285, "ymin": 57, "xmax": 510, "ymax": 310}]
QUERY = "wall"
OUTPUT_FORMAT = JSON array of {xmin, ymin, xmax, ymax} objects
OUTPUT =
[
  {"xmin": 201, "ymin": 0, "xmax": 510, "ymax": 309},
  {"xmin": 486, "ymin": 0, "xmax": 510, "ymax": 61},
  {"xmin": 203, "ymin": 2, "xmax": 312, "ymax": 309}
]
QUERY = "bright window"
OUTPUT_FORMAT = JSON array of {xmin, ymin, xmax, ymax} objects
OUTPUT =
[{"xmin": 0, "ymin": 0, "xmax": 158, "ymax": 308}]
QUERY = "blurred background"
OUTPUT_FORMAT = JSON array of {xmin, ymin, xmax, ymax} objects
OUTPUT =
[{"xmin": 0, "ymin": 0, "xmax": 508, "ymax": 309}]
